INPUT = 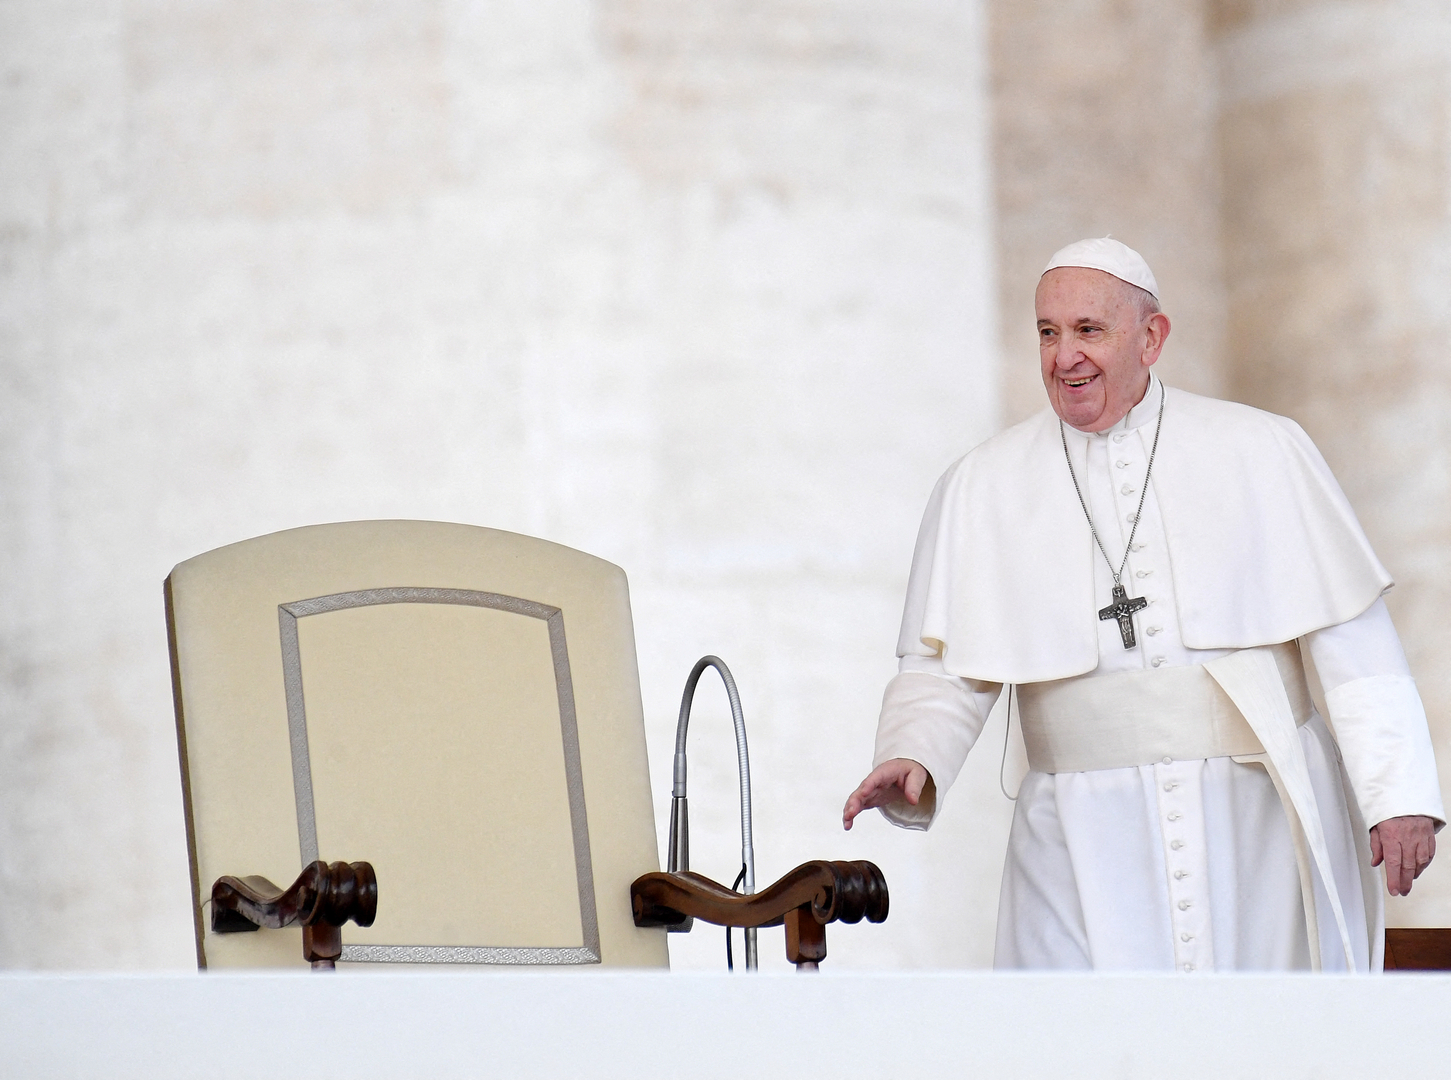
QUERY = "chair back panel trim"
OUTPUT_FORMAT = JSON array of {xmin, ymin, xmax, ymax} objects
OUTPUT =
[
  {"xmin": 340, "ymin": 945, "xmax": 602, "ymax": 965},
  {"xmin": 278, "ymin": 586, "xmax": 601, "ymax": 965}
]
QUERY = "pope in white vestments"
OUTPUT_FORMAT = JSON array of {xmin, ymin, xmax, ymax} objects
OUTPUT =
[{"xmin": 843, "ymin": 238, "xmax": 1445, "ymax": 973}]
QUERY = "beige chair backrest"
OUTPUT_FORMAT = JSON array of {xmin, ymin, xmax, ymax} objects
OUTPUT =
[{"xmin": 166, "ymin": 520, "xmax": 668, "ymax": 969}]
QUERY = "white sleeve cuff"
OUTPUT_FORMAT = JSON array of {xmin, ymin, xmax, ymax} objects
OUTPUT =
[
  {"xmin": 1325, "ymin": 673, "xmax": 1446, "ymax": 829},
  {"xmin": 872, "ymin": 671, "xmax": 999, "ymax": 831}
]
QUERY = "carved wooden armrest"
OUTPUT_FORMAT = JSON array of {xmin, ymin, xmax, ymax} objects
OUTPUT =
[
  {"xmin": 631, "ymin": 859, "xmax": 887, "ymax": 969},
  {"xmin": 211, "ymin": 860, "xmax": 377, "ymax": 969}
]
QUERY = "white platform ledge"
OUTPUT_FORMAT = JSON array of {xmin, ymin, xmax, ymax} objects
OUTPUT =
[{"xmin": 6, "ymin": 971, "xmax": 1451, "ymax": 1079}]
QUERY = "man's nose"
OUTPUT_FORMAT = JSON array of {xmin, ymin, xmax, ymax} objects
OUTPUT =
[{"xmin": 1054, "ymin": 335, "xmax": 1083, "ymax": 369}]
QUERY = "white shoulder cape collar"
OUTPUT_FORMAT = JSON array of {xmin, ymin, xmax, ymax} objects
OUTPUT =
[{"xmin": 898, "ymin": 386, "xmax": 1392, "ymax": 684}]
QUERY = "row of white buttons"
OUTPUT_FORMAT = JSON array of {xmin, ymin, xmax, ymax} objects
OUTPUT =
[
  {"xmin": 1157, "ymin": 760, "xmax": 1212, "ymax": 973},
  {"xmin": 1104, "ymin": 440, "xmax": 1166, "ymax": 670},
  {"xmin": 1111, "ymin": 411, "xmax": 1210, "ymax": 973},
  {"xmin": 1120, "ymin": 463, "xmax": 1165, "ymax": 666}
]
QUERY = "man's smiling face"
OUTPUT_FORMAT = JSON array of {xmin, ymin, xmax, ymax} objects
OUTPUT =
[{"xmin": 1035, "ymin": 266, "xmax": 1168, "ymax": 432}]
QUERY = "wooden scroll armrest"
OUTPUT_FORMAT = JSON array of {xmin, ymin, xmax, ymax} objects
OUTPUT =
[
  {"xmin": 631, "ymin": 859, "xmax": 887, "ymax": 970},
  {"xmin": 211, "ymin": 860, "xmax": 377, "ymax": 969}
]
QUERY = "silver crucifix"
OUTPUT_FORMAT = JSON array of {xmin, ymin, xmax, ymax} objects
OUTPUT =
[{"xmin": 1099, "ymin": 583, "xmax": 1149, "ymax": 650}]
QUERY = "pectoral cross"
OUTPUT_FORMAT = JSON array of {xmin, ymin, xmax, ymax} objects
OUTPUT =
[{"xmin": 1099, "ymin": 583, "xmax": 1148, "ymax": 650}]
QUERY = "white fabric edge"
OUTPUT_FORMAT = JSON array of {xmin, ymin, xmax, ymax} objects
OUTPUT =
[
  {"xmin": 872, "ymin": 670, "xmax": 998, "ymax": 830},
  {"xmin": 1325, "ymin": 674, "xmax": 1446, "ymax": 830}
]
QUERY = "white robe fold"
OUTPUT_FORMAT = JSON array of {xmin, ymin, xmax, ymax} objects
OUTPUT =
[{"xmin": 873, "ymin": 378, "xmax": 1444, "ymax": 972}]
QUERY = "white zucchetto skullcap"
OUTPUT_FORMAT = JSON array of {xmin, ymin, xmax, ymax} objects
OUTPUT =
[{"xmin": 1042, "ymin": 237, "xmax": 1159, "ymax": 300}]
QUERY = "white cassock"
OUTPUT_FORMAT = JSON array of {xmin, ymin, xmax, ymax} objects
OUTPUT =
[{"xmin": 873, "ymin": 375, "xmax": 1445, "ymax": 972}]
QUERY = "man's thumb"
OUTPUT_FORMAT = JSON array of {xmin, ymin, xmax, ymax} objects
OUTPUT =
[{"xmin": 905, "ymin": 767, "xmax": 925, "ymax": 805}]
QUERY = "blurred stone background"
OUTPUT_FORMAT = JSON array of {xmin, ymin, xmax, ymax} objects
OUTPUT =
[{"xmin": 1, "ymin": 0, "xmax": 1448, "ymax": 970}]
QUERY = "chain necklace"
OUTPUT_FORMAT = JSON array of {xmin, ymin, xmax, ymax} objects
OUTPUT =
[{"xmin": 1059, "ymin": 380, "xmax": 1166, "ymax": 649}]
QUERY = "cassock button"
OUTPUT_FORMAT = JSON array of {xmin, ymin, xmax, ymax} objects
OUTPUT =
[
  {"xmin": 1183, "ymin": 962, "xmax": 1195, "ymax": 972},
  {"xmin": 1178, "ymin": 900, "xmax": 1192, "ymax": 910},
  {"xmin": 1162, "ymin": 756, "xmax": 1173, "ymax": 765},
  {"xmin": 1164, "ymin": 781, "xmax": 1178, "ymax": 791},
  {"xmin": 1147, "ymin": 626, "xmax": 1162, "ymax": 636},
  {"xmin": 1136, "ymin": 569, "xmax": 1153, "ymax": 578},
  {"xmin": 1126, "ymin": 512, "xmax": 1138, "ymax": 523},
  {"xmin": 1152, "ymin": 657, "xmax": 1167, "ymax": 667},
  {"xmin": 1181, "ymin": 933, "xmax": 1193, "ymax": 942},
  {"xmin": 1170, "ymin": 839, "xmax": 1185, "ymax": 850},
  {"xmin": 1113, "ymin": 433, "xmax": 1127, "ymax": 443},
  {"xmin": 1173, "ymin": 870, "xmax": 1189, "ymax": 879},
  {"xmin": 1168, "ymin": 810, "xmax": 1182, "ymax": 820},
  {"xmin": 1116, "ymin": 460, "xmax": 1130, "ymax": 469},
  {"xmin": 1121, "ymin": 484, "xmax": 1136, "ymax": 495}
]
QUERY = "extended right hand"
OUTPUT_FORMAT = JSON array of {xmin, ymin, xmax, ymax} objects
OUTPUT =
[{"xmin": 842, "ymin": 758, "xmax": 929, "ymax": 831}]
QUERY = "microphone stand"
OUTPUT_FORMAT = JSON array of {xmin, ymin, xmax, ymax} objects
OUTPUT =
[{"xmin": 666, "ymin": 656, "xmax": 757, "ymax": 970}]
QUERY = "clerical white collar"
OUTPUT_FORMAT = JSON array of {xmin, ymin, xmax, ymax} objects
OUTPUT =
[{"xmin": 1062, "ymin": 374, "xmax": 1163, "ymax": 440}]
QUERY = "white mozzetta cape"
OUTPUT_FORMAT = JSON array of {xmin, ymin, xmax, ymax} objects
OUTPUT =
[{"xmin": 899, "ymin": 387, "xmax": 1393, "ymax": 681}]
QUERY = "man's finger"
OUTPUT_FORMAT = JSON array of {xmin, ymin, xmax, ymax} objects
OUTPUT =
[
  {"xmin": 843, "ymin": 784, "xmax": 880, "ymax": 827},
  {"xmin": 843, "ymin": 760, "xmax": 924, "ymax": 830},
  {"xmin": 842, "ymin": 786, "xmax": 872, "ymax": 825},
  {"xmin": 858, "ymin": 766, "xmax": 909, "ymax": 805},
  {"xmin": 1421, "ymin": 829, "xmax": 1437, "ymax": 874},
  {"xmin": 854, "ymin": 776, "xmax": 893, "ymax": 808},
  {"xmin": 904, "ymin": 766, "xmax": 926, "ymax": 806},
  {"xmin": 1383, "ymin": 835, "xmax": 1407, "ymax": 896},
  {"xmin": 843, "ymin": 774, "xmax": 901, "ymax": 829},
  {"xmin": 1371, "ymin": 817, "xmax": 1439, "ymax": 892}
]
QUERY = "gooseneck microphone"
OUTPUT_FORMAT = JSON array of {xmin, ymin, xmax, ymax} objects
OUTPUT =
[{"xmin": 667, "ymin": 655, "xmax": 757, "ymax": 970}]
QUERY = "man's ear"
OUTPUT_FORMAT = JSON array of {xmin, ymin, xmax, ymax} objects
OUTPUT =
[{"xmin": 1142, "ymin": 311, "xmax": 1171, "ymax": 366}]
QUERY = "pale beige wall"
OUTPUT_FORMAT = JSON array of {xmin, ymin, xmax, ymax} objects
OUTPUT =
[
  {"xmin": 1214, "ymin": 0, "xmax": 1451, "ymax": 926},
  {"xmin": 990, "ymin": 0, "xmax": 1230, "ymax": 424},
  {"xmin": 0, "ymin": 1, "xmax": 1000, "ymax": 969}
]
